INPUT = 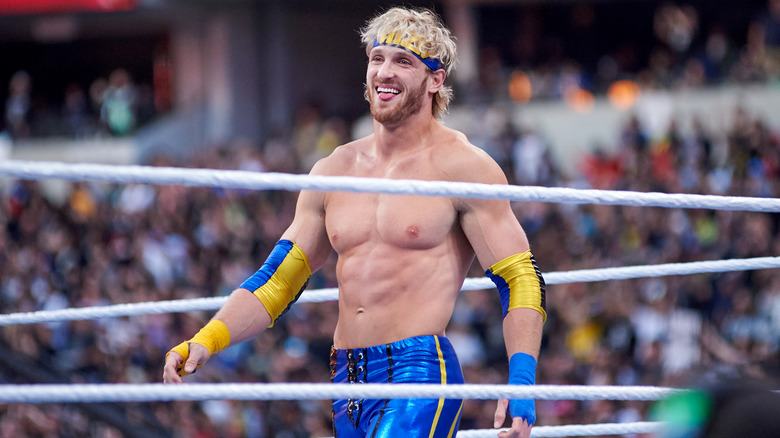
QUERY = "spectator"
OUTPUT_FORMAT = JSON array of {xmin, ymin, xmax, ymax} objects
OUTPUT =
[
  {"xmin": 101, "ymin": 69, "xmax": 138, "ymax": 136},
  {"xmin": 4, "ymin": 71, "xmax": 32, "ymax": 139}
]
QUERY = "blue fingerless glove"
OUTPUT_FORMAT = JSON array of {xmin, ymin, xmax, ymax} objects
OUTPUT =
[{"xmin": 508, "ymin": 352, "xmax": 537, "ymax": 425}]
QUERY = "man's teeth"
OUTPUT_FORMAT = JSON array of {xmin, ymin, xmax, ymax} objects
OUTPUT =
[{"xmin": 377, "ymin": 87, "xmax": 400, "ymax": 94}]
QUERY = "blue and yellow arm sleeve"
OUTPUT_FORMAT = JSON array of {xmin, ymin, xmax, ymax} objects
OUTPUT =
[
  {"xmin": 486, "ymin": 250, "xmax": 547, "ymax": 322},
  {"xmin": 239, "ymin": 239, "xmax": 312, "ymax": 327}
]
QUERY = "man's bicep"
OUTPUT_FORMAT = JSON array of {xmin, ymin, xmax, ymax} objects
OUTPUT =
[
  {"xmin": 461, "ymin": 199, "xmax": 530, "ymax": 270},
  {"xmin": 454, "ymin": 146, "xmax": 530, "ymax": 267},
  {"xmin": 281, "ymin": 189, "xmax": 332, "ymax": 272}
]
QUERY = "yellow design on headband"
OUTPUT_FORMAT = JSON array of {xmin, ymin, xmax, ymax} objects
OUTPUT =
[
  {"xmin": 374, "ymin": 30, "xmax": 441, "ymax": 70},
  {"xmin": 378, "ymin": 30, "xmax": 430, "ymax": 59}
]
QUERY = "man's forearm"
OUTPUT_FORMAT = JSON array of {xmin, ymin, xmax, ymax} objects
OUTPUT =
[
  {"xmin": 213, "ymin": 288, "xmax": 273, "ymax": 346},
  {"xmin": 502, "ymin": 307, "xmax": 544, "ymax": 426},
  {"xmin": 502, "ymin": 307, "xmax": 543, "ymax": 359}
]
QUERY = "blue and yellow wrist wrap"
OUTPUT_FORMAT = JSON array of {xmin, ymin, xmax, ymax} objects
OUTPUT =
[
  {"xmin": 240, "ymin": 239, "xmax": 312, "ymax": 327},
  {"xmin": 486, "ymin": 250, "xmax": 547, "ymax": 322}
]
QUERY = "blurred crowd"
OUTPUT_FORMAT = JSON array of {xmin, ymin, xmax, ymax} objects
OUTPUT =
[
  {"xmin": 2, "ymin": 1, "xmax": 780, "ymax": 437},
  {"xmin": 5, "ymin": 1, "xmax": 780, "ymax": 140},
  {"xmin": 462, "ymin": 0, "xmax": 780, "ymax": 106},
  {"xmin": 1, "ymin": 90, "xmax": 780, "ymax": 437},
  {"xmin": 4, "ymin": 67, "xmax": 157, "ymax": 140}
]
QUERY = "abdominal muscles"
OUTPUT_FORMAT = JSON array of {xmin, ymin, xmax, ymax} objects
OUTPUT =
[
  {"xmin": 327, "ymin": 193, "xmax": 473, "ymax": 348},
  {"xmin": 331, "ymin": 235, "xmax": 472, "ymax": 348}
]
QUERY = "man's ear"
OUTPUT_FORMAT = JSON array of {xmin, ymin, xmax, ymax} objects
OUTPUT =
[{"xmin": 428, "ymin": 69, "xmax": 446, "ymax": 94}]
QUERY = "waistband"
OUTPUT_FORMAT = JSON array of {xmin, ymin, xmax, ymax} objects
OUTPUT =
[{"xmin": 331, "ymin": 335, "xmax": 451, "ymax": 357}]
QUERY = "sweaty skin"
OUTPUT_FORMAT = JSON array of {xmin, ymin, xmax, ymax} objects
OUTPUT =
[{"xmin": 164, "ymin": 43, "xmax": 542, "ymax": 438}]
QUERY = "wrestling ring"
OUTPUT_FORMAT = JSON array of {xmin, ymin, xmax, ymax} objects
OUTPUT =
[{"xmin": 1, "ymin": 159, "xmax": 779, "ymax": 437}]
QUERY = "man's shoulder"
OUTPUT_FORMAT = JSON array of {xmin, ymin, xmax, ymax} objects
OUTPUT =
[
  {"xmin": 309, "ymin": 136, "xmax": 371, "ymax": 176},
  {"xmin": 434, "ymin": 127, "xmax": 506, "ymax": 184},
  {"xmin": 435, "ymin": 125, "xmax": 487, "ymax": 157}
]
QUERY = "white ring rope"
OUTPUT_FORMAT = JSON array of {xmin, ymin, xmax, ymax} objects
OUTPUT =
[
  {"xmin": 1, "ymin": 160, "xmax": 780, "ymax": 211},
  {"xmin": 1, "ymin": 256, "xmax": 778, "ymax": 326},
  {"xmin": 460, "ymin": 422, "xmax": 665, "ymax": 438},
  {"xmin": 0, "ymin": 383, "xmax": 673, "ymax": 436},
  {"xmin": 0, "ymin": 383, "xmax": 680, "ymax": 403}
]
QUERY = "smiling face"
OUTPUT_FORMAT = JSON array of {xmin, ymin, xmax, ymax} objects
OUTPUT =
[
  {"xmin": 359, "ymin": 8, "xmax": 458, "ymax": 120},
  {"xmin": 365, "ymin": 45, "xmax": 434, "ymax": 127}
]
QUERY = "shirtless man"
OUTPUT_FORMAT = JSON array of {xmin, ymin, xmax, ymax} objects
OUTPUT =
[{"xmin": 163, "ymin": 7, "xmax": 545, "ymax": 438}]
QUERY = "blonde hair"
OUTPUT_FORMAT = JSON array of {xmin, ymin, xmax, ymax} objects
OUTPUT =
[{"xmin": 360, "ymin": 7, "xmax": 457, "ymax": 119}]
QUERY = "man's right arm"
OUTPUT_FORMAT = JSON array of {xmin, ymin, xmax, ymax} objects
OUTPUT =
[{"xmin": 163, "ymin": 162, "xmax": 332, "ymax": 383}]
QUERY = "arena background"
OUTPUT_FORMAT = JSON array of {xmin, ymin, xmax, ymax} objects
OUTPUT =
[{"xmin": 1, "ymin": 0, "xmax": 779, "ymax": 436}]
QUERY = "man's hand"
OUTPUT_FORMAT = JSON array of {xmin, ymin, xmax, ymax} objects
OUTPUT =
[
  {"xmin": 494, "ymin": 399, "xmax": 532, "ymax": 438},
  {"xmin": 162, "ymin": 342, "xmax": 210, "ymax": 384}
]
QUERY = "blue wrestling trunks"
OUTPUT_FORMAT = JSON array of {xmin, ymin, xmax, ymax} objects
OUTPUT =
[{"xmin": 330, "ymin": 335, "xmax": 465, "ymax": 438}]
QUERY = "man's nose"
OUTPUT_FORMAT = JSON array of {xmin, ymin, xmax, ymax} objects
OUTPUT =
[{"xmin": 376, "ymin": 60, "xmax": 395, "ymax": 79}]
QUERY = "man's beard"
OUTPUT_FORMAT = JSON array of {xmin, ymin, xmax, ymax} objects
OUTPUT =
[{"xmin": 365, "ymin": 77, "xmax": 427, "ymax": 126}]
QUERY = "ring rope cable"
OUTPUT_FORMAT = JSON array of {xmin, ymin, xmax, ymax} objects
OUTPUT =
[
  {"xmin": 0, "ymin": 383, "xmax": 681, "ymax": 403},
  {"xmin": 459, "ymin": 422, "xmax": 665, "ymax": 438},
  {"xmin": 1, "ymin": 256, "xmax": 778, "ymax": 325},
  {"xmin": 0, "ymin": 382, "xmax": 675, "ymax": 436},
  {"xmin": 1, "ymin": 160, "xmax": 780, "ymax": 211},
  {"xmin": 0, "ymin": 380, "xmax": 674, "ymax": 437}
]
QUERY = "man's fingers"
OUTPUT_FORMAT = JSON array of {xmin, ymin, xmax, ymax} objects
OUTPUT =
[
  {"xmin": 494, "ymin": 398, "xmax": 509, "ymax": 428},
  {"xmin": 163, "ymin": 368, "xmax": 183, "ymax": 384},
  {"xmin": 166, "ymin": 351, "xmax": 183, "ymax": 367},
  {"xmin": 496, "ymin": 402, "xmax": 533, "ymax": 438},
  {"xmin": 163, "ymin": 352, "xmax": 183, "ymax": 384},
  {"xmin": 183, "ymin": 343, "xmax": 209, "ymax": 374},
  {"xmin": 183, "ymin": 355, "xmax": 200, "ymax": 374},
  {"xmin": 497, "ymin": 417, "xmax": 532, "ymax": 438},
  {"xmin": 510, "ymin": 416, "xmax": 532, "ymax": 438}
]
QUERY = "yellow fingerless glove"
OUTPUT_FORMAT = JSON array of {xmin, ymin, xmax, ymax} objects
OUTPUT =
[{"xmin": 166, "ymin": 319, "xmax": 231, "ymax": 376}]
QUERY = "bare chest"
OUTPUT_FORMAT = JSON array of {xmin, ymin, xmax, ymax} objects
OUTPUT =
[{"xmin": 325, "ymin": 192, "xmax": 457, "ymax": 253}]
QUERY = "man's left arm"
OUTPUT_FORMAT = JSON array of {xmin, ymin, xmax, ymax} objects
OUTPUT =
[
  {"xmin": 494, "ymin": 309, "xmax": 544, "ymax": 436},
  {"xmin": 456, "ymin": 148, "xmax": 545, "ymax": 437}
]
